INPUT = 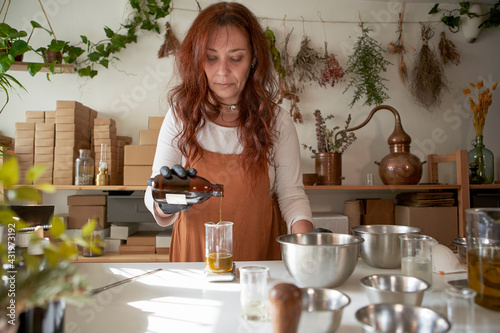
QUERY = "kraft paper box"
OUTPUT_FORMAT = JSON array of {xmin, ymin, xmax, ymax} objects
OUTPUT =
[
  {"xmin": 35, "ymin": 131, "xmax": 55, "ymax": 139},
  {"xmin": 148, "ymin": 116, "xmax": 164, "ymax": 129},
  {"xmin": 36, "ymin": 123, "xmax": 54, "ymax": 131},
  {"xmin": 124, "ymin": 165, "xmax": 152, "ymax": 185},
  {"xmin": 395, "ymin": 205, "xmax": 458, "ymax": 247},
  {"xmin": 67, "ymin": 194, "xmax": 107, "ymax": 206},
  {"xmin": 94, "ymin": 118, "xmax": 116, "ymax": 127},
  {"xmin": 127, "ymin": 231, "xmax": 159, "ymax": 246},
  {"xmin": 119, "ymin": 245, "xmax": 156, "ymax": 255},
  {"xmin": 15, "ymin": 130, "xmax": 35, "ymax": 138},
  {"xmin": 26, "ymin": 111, "xmax": 45, "ymax": 120},
  {"xmin": 359, "ymin": 198, "xmax": 395, "ymax": 225},
  {"xmin": 15, "ymin": 145, "xmax": 33, "ymax": 154},
  {"xmin": 35, "ymin": 146, "xmax": 54, "ymax": 155},
  {"xmin": 56, "ymin": 100, "xmax": 84, "ymax": 109},
  {"xmin": 15, "ymin": 122, "xmax": 35, "ymax": 130},
  {"xmin": 34, "ymin": 154, "xmax": 53, "ymax": 163},
  {"xmin": 124, "ymin": 145, "xmax": 156, "ymax": 165},
  {"xmin": 35, "ymin": 138, "xmax": 54, "ymax": 147},
  {"xmin": 53, "ymin": 177, "xmax": 72, "ymax": 185},
  {"xmin": 68, "ymin": 205, "xmax": 108, "ymax": 229},
  {"xmin": 139, "ymin": 129, "xmax": 160, "ymax": 145}
]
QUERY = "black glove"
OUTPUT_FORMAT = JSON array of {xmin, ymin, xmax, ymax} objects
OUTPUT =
[
  {"xmin": 310, "ymin": 227, "xmax": 333, "ymax": 233},
  {"xmin": 147, "ymin": 164, "xmax": 198, "ymax": 215}
]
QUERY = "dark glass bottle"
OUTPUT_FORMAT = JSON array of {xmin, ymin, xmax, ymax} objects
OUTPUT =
[{"xmin": 152, "ymin": 174, "xmax": 224, "ymax": 205}]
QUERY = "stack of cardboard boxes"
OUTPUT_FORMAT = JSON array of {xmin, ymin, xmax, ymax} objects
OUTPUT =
[
  {"xmin": 123, "ymin": 116, "xmax": 163, "ymax": 185},
  {"xmin": 14, "ymin": 122, "xmax": 35, "ymax": 183},
  {"xmin": 34, "ymin": 123, "xmax": 55, "ymax": 184},
  {"xmin": 54, "ymin": 101, "xmax": 96, "ymax": 185},
  {"xmin": 119, "ymin": 231, "xmax": 158, "ymax": 255}
]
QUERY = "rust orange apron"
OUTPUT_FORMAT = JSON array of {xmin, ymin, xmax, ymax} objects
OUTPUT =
[{"xmin": 169, "ymin": 150, "xmax": 282, "ymax": 262}]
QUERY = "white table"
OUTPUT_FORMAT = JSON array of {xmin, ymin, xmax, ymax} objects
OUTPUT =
[{"xmin": 65, "ymin": 259, "xmax": 499, "ymax": 333}]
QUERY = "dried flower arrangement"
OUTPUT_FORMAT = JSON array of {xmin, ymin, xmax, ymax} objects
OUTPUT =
[
  {"xmin": 318, "ymin": 41, "xmax": 344, "ymax": 88},
  {"xmin": 410, "ymin": 23, "xmax": 447, "ymax": 110},
  {"xmin": 463, "ymin": 80, "xmax": 498, "ymax": 137},
  {"xmin": 277, "ymin": 29, "xmax": 303, "ymax": 123},
  {"xmin": 344, "ymin": 24, "xmax": 392, "ymax": 108},
  {"xmin": 293, "ymin": 35, "xmax": 324, "ymax": 87},
  {"xmin": 439, "ymin": 31, "xmax": 461, "ymax": 66},
  {"xmin": 157, "ymin": 22, "xmax": 180, "ymax": 58},
  {"xmin": 303, "ymin": 109, "xmax": 357, "ymax": 154}
]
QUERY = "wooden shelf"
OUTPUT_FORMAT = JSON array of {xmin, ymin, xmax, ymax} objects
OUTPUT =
[
  {"xmin": 51, "ymin": 185, "xmax": 145, "ymax": 191},
  {"xmin": 74, "ymin": 253, "xmax": 169, "ymax": 263},
  {"xmin": 470, "ymin": 184, "xmax": 500, "ymax": 189},
  {"xmin": 9, "ymin": 61, "xmax": 74, "ymax": 74},
  {"xmin": 305, "ymin": 184, "xmax": 460, "ymax": 191}
]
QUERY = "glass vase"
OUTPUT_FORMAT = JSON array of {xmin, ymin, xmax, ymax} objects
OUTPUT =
[
  {"xmin": 468, "ymin": 136, "xmax": 494, "ymax": 184},
  {"xmin": 75, "ymin": 149, "xmax": 94, "ymax": 185}
]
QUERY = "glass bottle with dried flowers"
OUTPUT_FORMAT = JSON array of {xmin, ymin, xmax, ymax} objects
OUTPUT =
[{"xmin": 463, "ymin": 80, "xmax": 498, "ymax": 184}]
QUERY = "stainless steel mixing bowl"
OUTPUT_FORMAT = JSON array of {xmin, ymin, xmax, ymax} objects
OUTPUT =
[
  {"xmin": 355, "ymin": 303, "xmax": 451, "ymax": 333},
  {"xmin": 351, "ymin": 225, "xmax": 421, "ymax": 268},
  {"xmin": 360, "ymin": 274, "xmax": 430, "ymax": 306},
  {"xmin": 298, "ymin": 287, "xmax": 350, "ymax": 333},
  {"xmin": 277, "ymin": 233, "xmax": 363, "ymax": 288}
]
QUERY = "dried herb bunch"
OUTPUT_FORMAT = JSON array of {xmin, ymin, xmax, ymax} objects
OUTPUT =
[
  {"xmin": 388, "ymin": 2, "xmax": 408, "ymax": 84},
  {"xmin": 344, "ymin": 25, "xmax": 392, "ymax": 108},
  {"xmin": 410, "ymin": 23, "xmax": 447, "ymax": 109},
  {"xmin": 319, "ymin": 41, "xmax": 344, "ymax": 88},
  {"xmin": 303, "ymin": 109, "xmax": 357, "ymax": 154},
  {"xmin": 439, "ymin": 31, "xmax": 461, "ymax": 66},
  {"xmin": 293, "ymin": 35, "xmax": 324, "ymax": 86},
  {"xmin": 278, "ymin": 29, "xmax": 302, "ymax": 123},
  {"xmin": 158, "ymin": 22, "xmax": 180, "ymax": 58}
]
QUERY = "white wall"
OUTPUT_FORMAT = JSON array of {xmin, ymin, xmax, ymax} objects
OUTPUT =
[{"xmin": 2, "ymin": 0, "xmax": 499, "ymax": 214}]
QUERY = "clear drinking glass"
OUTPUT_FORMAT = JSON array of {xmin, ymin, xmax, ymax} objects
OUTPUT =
[
  {"xmin": 75, "ymin": 149, "xmax": 94, "ymax": 185},
  {"xmin": 240, "ymin": 265, "xmax": 269, "ymax": 322},
  {"xmin": 446, "ymin": 286, "xmax": 476, "ymax": 333},
  {"xmin": 400, "ymin": 234, "xmax": 437, "ymax": 286},
  {"xmin": 205, "ymin": 221, "xmax": 233, "ymax": 273}
]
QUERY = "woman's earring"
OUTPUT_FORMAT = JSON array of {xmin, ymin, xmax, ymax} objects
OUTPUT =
[{"xmin": 251, "ymin": 62, "xmax": 256, "ymax": 69}]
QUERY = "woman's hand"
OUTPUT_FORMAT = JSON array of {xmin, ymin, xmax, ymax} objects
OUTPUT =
[{"xmin": 148, "ymin": 164, "xmax": 198, "ymax": 215}]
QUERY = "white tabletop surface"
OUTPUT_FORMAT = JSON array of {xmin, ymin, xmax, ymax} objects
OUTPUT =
[{"xmin": 65, "ymin": 259, "xmax": 499, "ymax": 333}]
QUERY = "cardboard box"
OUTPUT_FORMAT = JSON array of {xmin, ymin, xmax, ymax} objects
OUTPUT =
[
  {"xmin": 117, "ymin": 136, "xmax": 133, "ymax": 145},
  {"xmin": 104, "ymin": 238, "xmax": 125, "ymax": 253},
  {"xmin": 56, "ymin": 100, "xmax": 84, "ymax": 109},
  {"xmin": 110, "ymin": 224, "xmax": 139, "ymax": 240},
  {"xmin": 395, "ymin": 205, "xmax": 458, "ymax": 246},
  {"xmin": 94, "ymin": 118, "xmax": 116, "ymax": 126},
  {"xmin": 36, "ymin": 123, "xmax": 54, "ymax": 131},
  {"xmin": 124, "ymin": 145, "xmax": 156, "ymax": 166},
  {"xmin": 127, "ymin": 231, "xmax": 158, "ymax": 246},
  {"xmin": 359, "ymin": 198, "xmax": 395, "ymax": 225},
  {"xmin": 123, "ymin": 165, "xmax": 151, "ymax": 185},
  {"xmin": 148, "ymin": 116, "xmax": 164, "ymax": 129},
  {"xmin": 139, "ymin": 129, "xmax": 160, "ymax": 145},
  {"xmin": 68, "ymin": 205, "xmax": 107, "ymax": 229},
  {"xmin": 35, "ymin": 138, "xmax": 54, "ymax": 147},
  {"xmin": 26, "ymin": 111, "xmax": 45, "ymax": 120},
  {"xmin": 15, "ymin": 123, "xmax": 35, "ymax": 130},
  {"xmin": 14, "ymin": 145, "xmax": 33, "ymax": 154},
  {"xmin": 312, "ymin": 212, "xmax": 349, "ymax": 234},
  {"xmin": 67, "ymin": 194, "xmax": 107, "ymax": 206},
  {"xmin": 156, "ymin": 248, "xmax": 169, "ymax": 255},
  {"xmin": 53, "ymin": 177, "xmax": 72, "ymax": 185},
  {"xmin": 15, "ymin": 130, "xmax": 35, "ymax": 138},
  {"xmin": 156, "ymin": 229, "xmax": 172, "ymax": 248}
]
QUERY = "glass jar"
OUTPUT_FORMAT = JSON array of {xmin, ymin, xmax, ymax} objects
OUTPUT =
[
  {"xmin": 75, "ymin": 149, "xmax": 94, "ymax": 185},
  {"xmin": 82, "ymin": 218, "xmax": 104, "ymax": 257},
  {"xmin": 468, "ymin": 136, "xmax": 494, "ymax": 184}
]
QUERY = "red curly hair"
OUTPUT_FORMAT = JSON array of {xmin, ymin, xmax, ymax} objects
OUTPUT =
[{"xmin": 168, "ymin": 2, "xmax": 278, "ymax": 182}]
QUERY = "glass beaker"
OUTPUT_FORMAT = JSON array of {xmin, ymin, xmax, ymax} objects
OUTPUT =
[
  {"xmin": 466, "ymin": 208, "xmax": 500, "ymax": 312},
  {"xmin": 240, "ymin": 265, "xmax": 269, "ymax": 321},
  {"xmin": 400, "ymin": 234, "xmax": 437, "ymax": 286},
  {"xmin": 205, "ymin": 221, "xmax": 233, "ymax": 273}
]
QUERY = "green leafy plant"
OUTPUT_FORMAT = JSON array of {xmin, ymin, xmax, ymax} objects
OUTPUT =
[
  {"xmin": 343, "ymin": 24, "xmax": 392, "ymax": 108},
  {"xmin": 429, "ymin": 1, "xmax": 500, "ymax": 31},
  {"xmin": 0, "ymin": 157, "xmax": 97, "ymax": 314},
  {"xmin": 303, "ymin": 109, "xmax": 356, "ymax": 154}
]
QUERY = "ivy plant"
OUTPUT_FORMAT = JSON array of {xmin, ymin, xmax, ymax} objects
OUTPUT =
[{"xmin": 429, "ymin": 1, "xmax": 500, "ymax": 31}]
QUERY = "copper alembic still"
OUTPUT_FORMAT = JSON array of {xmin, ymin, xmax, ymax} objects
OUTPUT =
[{"xmin": 336, "ymin": 105, "xmax": 425, "ymax": 185}]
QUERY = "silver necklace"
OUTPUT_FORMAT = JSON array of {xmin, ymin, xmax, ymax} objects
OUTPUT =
[{"xmin": 220, "ymin": 102, "xmax": 237, "ymax": 111}]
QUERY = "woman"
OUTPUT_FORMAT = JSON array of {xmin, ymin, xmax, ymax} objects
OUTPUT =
[{"xmin": 144, "ymin": 2, "xmax": 313, "ymax": 262}]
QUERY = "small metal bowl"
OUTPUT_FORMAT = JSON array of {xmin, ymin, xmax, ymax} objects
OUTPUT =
[
  {"xmin": 355, "ymin": 303, "xmax": 451, "ymax": 333},
  {"xmin": 452, "ymin": 237, "xmax": 467, "ymax": 262},
  {"xmin": 360, "ymin": 274, "xmax": 430, "ymax": 306},
  {"xmin": 298, "ymin": 288, "xmax": 350, "ymax": 333}
]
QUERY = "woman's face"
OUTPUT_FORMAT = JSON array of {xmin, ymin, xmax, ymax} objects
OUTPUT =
[{"xmin": 204, "ymin": 25, "xmax": 253, "ymax": 106}]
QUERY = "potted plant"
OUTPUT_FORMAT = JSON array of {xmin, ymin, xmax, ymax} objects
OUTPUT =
[
  {"xmin": 303, "ymin": 109, "xmax": 357, "ymax": 185},
  {"xmin": 0, "ymin": 157, "xmax": 99, "ymax": 332}
]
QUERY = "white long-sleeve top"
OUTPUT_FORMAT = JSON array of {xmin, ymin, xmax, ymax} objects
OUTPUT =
[{"xmin": 144, "ymin": 106, "xmax": 313, "ymax": 232}]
